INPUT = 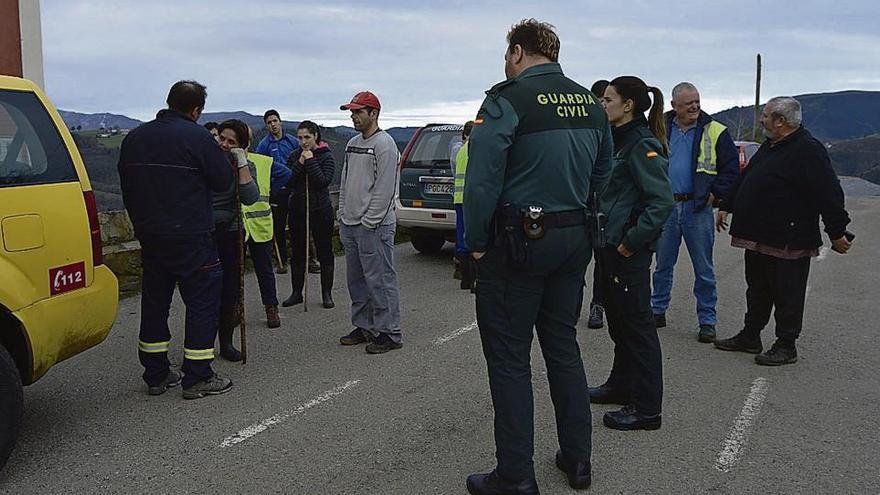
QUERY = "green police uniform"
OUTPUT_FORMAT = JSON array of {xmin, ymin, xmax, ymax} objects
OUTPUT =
[
  {"xmin": 594, "ymin": 117, "xmax": 673, "ymax": 421},
  {"xmin": 463, "ymin": 62, "xmax": 612, "ymax": 483}
]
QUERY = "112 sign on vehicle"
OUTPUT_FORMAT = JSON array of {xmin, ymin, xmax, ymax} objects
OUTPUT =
[{"xmin": 49, "ymin": 262, "xmax": 86, "ymax": 295}]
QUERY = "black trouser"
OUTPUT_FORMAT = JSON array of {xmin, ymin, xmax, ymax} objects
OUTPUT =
[
  {"xmin": 601, "ymin": 247, "xmax": 663, "ymax": 416},
  {"xmin": 289, "ymin": 204, "xmax": 335, "ymax": 276},
  {"xmin": 214, "ymin": 229, "xmax": 242, "ymax": 342},
  {"xmin": 590, "ymin": 259, "xmax": 604, "ymax": 306},
  {"xmin": 246, "ymin": 239, "xmax": 278, "ymax": 306},
  {"xmin": 271, "ymin": 190, "xmax": 291, "ymax": 266},
  {"xmin": 742, "ymin": 250, "xmax": 811, "ymax": 344},
  {"xmin": 138, "ymin": 235, "xmax": 221, "ymax": 389},
  {"xmin": 475, "ymin": 225, "xmax": 592, "ymax": 482}
]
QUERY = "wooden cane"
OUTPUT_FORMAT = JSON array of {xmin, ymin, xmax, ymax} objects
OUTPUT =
[
  {"xmin": 304, "ymin": 174, "xmax": 310, "ymax": 313},
  {"xmin": 235, "ymin": 161, "xmax": 248, "ymax": 364}
]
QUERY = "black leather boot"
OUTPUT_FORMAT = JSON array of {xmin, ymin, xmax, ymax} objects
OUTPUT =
[
  {"xmin": 217, "ymin": 310, "xmax": 241, "ymax": 362},
  {"xmin": 320, "ymin": 263, "xmax": 335, "ymax": 309},
  {"xmin": 282, "ymin": 264, "xmax": 305, "ymax": 307}
]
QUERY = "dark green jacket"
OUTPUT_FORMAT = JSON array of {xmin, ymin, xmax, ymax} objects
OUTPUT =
[
  {"xmin": 463, "ymin": 63, "xmax": 613, "ymax": 251},
  {"xmin": 601, "ymin": 118, "xmax": 674, "ymax": 252}
]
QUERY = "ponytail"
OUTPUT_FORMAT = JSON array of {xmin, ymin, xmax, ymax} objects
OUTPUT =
[
  {"xmin": 647, "ymin": 86, "xmax": 668, "ymax": 155},
  {"xmin": 609, "ymin": 76, "xmax": 669, "ymax": 154}
]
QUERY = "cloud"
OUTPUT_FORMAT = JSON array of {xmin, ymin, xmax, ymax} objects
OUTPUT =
[{"xmin": 39, "ymin": 0, "xmax": 880, "ymax": 126}]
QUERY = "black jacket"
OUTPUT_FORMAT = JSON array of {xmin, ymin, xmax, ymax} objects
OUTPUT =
[
  {"xmin": 722, "ymin": 127, "xmax": 850, "ymax": 249},
  {"xmin": 601, "ymin": 117, "xmax": 674, "ymax": 252},
  {"xmin": 287, "ymin": 143, "xmax": 335, "ymax": 212},
  {"xmin": 118, "ymin": 109, "xmax": 232, "ymax": 238}
]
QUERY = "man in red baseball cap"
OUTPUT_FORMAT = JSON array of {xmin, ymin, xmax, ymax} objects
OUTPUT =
[
  {"xmin": 336, "ymin": 91, "xmax": 403, "ymax": 354},
  {"xmin": 339, "ymin": 91, "xmax": 382, "ymax": 112}
]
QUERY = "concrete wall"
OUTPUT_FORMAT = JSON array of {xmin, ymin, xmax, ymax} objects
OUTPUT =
[{"xmin": 0, "ymin": 0, "xmax": 43, "ymax": 86}]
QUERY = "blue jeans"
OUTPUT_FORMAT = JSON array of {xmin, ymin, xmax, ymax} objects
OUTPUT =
[
  {"xmin": 651, "ymin": 201, "xmax": 717, "ymax": 326},
  {"xmin": 454, "ymin": 204, "xmax": 469, "ymax": 254}
]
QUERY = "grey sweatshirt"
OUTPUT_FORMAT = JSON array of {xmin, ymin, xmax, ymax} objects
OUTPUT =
[
  {"xmin": 212, "ymin": 160, "xmax": 259, "ymax": 231},
  {"xmin": 338, "ymin": 130, "xmax": 400, "ymax": 228}
]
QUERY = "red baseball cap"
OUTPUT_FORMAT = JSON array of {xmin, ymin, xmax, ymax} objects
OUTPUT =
[{"xmin": 340, "ymin": 91, "xmax": 381, "ymax": 111}]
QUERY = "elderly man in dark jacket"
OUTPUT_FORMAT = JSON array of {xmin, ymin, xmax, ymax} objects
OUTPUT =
[{"xmin": 714, "ymin": 96, "xmax": 853, "ymax": 366}]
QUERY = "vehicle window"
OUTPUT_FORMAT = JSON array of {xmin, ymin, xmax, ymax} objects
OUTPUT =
[
  {"xmin": 405, "ymin": 130, "xmax": 460, "ymax": 169},
  {"xmin": 0, "ymin": 90, "xmax": 77, "ymax": 187},
  {"xmin": 744, "ymin": 143, "xmax": 759, "ymax": 163}
]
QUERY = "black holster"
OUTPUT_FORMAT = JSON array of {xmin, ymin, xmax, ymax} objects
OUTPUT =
[{"xmin": 493, "ymin": 202, "xmax": 528, "ymax": 269}]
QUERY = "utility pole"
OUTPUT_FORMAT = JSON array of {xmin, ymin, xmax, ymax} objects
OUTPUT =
[{"xmin": 753, "ymin": 54, "xmax": 762, "ymax": 141}]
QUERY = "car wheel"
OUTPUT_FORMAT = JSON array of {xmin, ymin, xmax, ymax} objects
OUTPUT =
[
  {"xmin": 411, "ymin": 233, "xmax": 446, "ymax": 254},
  {"xmin": 0, "ymin": 345, "xmax": 23, "ymax": 471}
]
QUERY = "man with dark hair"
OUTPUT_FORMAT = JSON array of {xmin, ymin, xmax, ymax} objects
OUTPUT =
[
  {"xmin": 203, "ymin": 121, "xmax": 220, "ymax": 142},
  {"xmin": 337, "ymin": 91, "xmax": 404, "ymax": 354},
  {"xmin": 118, "ymin": 80, "xmax": 234, "ymax": 400},
  {"xmin": 587, "ymin": 79, "xmax": 610, "ymax": 330},
  {"xmin": 715, "ymin": 97, "xmax": 852, "ymax": 365},
  {"xmin": 464, "ymin": 19, "xmax": 611, "ymax": 494},
  {"xmin": 254, "ymin": 109, "xmax": 299, "ymax": 274}
]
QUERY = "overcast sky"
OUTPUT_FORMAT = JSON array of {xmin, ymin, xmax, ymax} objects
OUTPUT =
[{"xmin": 41, "ymin": 0, "xmax": 880, "ymax": 127}]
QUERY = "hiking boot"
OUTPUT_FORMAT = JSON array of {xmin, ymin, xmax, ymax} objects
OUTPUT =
[
  {"xmin": 366, "ymin": 333, "xmax": 403, "ymax": 354},
  {"xmin": 555, "ymin": 450, "xmax": 591, "ymax": 490},
  {"xmin": 147, "ymin": 369, "xmax": 182, "ymax": 396},
  {"xmin": 714, "ymin": 331, "xmax": 762, "ymax": 354},
  {"xmin": 755, "ymin": 341, "xmax": 798, "ymax": 366},
  {"xmin": 182, "ymin": 374, "xmax": 233, "ymax": 400},
  {"xmin": 266, "ymin": 304, "xmax": 281, "ymax": 328},
  {"xmin": 698, "ymin": 324, "xmax": 716, "ymax": 343},
  {"xmin": 466, "ymin": 470, "xmax": 539, "ymax": 495},
  {"xmin": 587, "ymin": 303, "xmax": 604, "ymax": 329},
  {"xmin": 340, "ymin": 328, "xmax": 372, "ymax": 346},
  {"xmin": 653, "ymin": 313, "xmax": 666, "ymax": 328},
  {"xmin": 603, "ymin": 405, "xmax": 662, "ymax": 431}
]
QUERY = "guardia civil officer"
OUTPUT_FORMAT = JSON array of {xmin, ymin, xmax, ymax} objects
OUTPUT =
[
  {"xmin": 464, "ymin": 19, "xmax": 612, "ymax": 494},
  {"xmin": 118, "ymin": 80, "xmax": 234, "ymax": 400},
  {"xmin": 589, "ymin": 76, "xmax": 674, "ymax": 431}
]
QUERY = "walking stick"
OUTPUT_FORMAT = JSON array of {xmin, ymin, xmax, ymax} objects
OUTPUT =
[
  {"xmin": 304, "ymin": 174, "xmax": 310, "ymax": 313},
  {"xmin": 272, "ymin": 237, "xmax": 283, "ymax": 269},
  {"xmin": 235, "ymin": 160, "xmax": 248, "ymax": 364}
]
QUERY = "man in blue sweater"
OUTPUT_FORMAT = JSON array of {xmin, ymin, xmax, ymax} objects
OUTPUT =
[{"xmin": 254, "ymin": 109, "xmax": 299, "ymax": 274}]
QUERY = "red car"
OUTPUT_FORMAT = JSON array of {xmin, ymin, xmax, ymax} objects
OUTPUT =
[{"xmin": 735, "ymin": 140, "xmax": 760, "ymax": 171}]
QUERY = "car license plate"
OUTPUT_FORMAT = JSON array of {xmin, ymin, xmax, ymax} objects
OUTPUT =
[{"xmin": 423, "ymin": 183, "xmax": 453, "ymax": 195}]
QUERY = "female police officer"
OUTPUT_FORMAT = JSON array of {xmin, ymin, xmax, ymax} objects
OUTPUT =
[{"xmin": 588, "ymin": 76, "xmax": 674, "ymax": 431}]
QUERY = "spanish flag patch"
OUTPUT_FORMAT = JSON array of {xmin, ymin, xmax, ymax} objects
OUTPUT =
[{"xmin": 646, "ymin": 151, "xmax": 658, "ymax": 158}]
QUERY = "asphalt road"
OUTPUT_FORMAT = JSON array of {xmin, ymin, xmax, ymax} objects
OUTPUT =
[{"xmin": 2, "ymin": 197, "xmax": 878, "ymax": 494}]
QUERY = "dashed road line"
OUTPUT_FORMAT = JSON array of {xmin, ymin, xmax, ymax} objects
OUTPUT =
[
  {"xmin": 715, "ymin": 377, "xmax": 771, "ymax": 473},
  {"xmin": 219, "ymin": 380, "xmax": 361, "ymax": 448},
  {"xmin": 434, "ymin": 321, "xmax": 478, "ymax": 345}
]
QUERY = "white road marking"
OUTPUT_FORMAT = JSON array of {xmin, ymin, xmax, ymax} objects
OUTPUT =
[
  {"xmin": 817, "ymin": 246, "xmax": 830, "ymax": 262},
  {"xmin": 219, "ymin": 380, "xmax": 361, "ymax": 448},
  {"xmin": 715, "ymin": 377, "xmax": 771, "ymax": 473},
  {"xmin": 434, "ymin": 321, "xmax": 478, "ymax": 345},
  {"xmin": 805, "ymin": 284, "xmax": 812, "ymax": 300}
]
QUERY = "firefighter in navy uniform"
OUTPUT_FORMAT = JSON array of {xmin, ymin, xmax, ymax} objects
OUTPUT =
[
  {"xmin": 463, "ymin": 20, "xmax": 612, "ymax": 495},
  {"xmin": 588, "ymin": 76, "xmax": 674, "ymax": 431},
  {"xmin": 118, "ymin": 80, "xmax": 235, "ymax": 400}
]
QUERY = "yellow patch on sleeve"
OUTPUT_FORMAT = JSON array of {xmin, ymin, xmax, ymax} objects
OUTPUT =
[{"xmin": 646, "ymin": 151, "xmax": 658, "ymax": 158}]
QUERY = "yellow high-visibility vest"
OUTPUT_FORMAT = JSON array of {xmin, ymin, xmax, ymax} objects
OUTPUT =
[
  {"xmin": 695, "ymin": 121, "xmax": 727, "ymax": 176},
  {"xmin": 453, "ymin": 141, "xmax": 469, "ymax": 205},
  {"xmin": 242, "ymin": 152, "xmax": 274, "ymax": 243}
]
